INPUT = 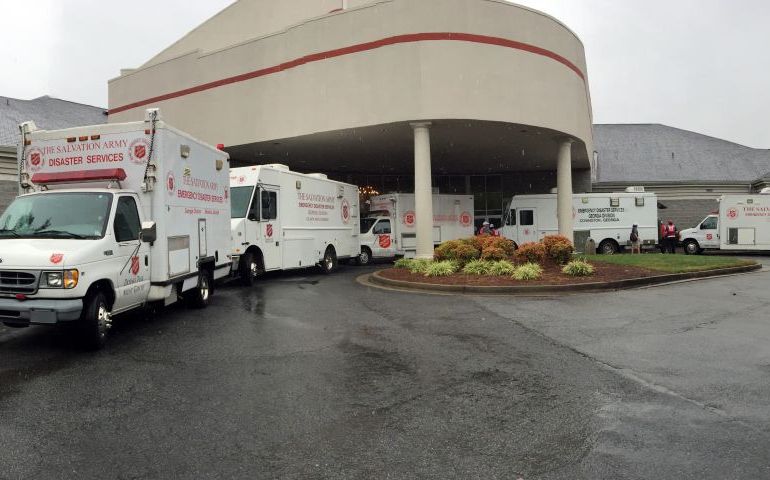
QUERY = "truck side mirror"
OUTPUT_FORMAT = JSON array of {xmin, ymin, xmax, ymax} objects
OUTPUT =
[{"xmin": 140, "ymin": 221, "xmax": 157, "ymax": 243}]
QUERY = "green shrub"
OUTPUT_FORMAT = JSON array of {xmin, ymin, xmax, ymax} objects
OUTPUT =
[
  {"xmin": 562, "ymin": 260, "xmax": 595, "ymax": 277},
  {"xmin": 488, "ymin": 260, "xmax": 516, "ymax": 276},
  {"xmin": 512, "ymin": 262, "xmax": 543, "ymax": 281},
  {"xmin": 394, "ymin": 258, "xmax": 413, "ymax": 269},
  {"xmin": 514, "ymin": 242, "xmax": 546, "ymax": 265},
  {"xmin": 434, "ymin": 239, "xmax": 480, "ymax": 267},
  {"xmin": 462, "ymin": 259, "xmax": 492, "ymax": 275},
  {"xmin": 408, "ymin": 258, "xmax": 432, "ymax": 274},
  {"xmin": 424, "ymin": 261, "xmax": 458, "ymax": 277},
  {"xmin": 542, "ymin": 235, "xmax": 575, "ymax": 264}
]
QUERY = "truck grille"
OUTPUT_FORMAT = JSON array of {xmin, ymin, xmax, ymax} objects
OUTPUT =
[{"xmin": 0, "ymin": 271, "xmax": 39, "ymax": 295}]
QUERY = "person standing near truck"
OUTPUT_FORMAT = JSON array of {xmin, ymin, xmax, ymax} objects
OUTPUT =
[
  {"xmin": 663, "ymin": 220, "xmax": 678, "ymax": 253},
  {"xmin": 630, "ymin": 224, "xmax": 641, "ymax": 254}
]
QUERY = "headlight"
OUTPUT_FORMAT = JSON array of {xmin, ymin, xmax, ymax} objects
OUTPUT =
[{"xmin": 42, "ymin": 270, "xmax": 78, "ymax": 289}]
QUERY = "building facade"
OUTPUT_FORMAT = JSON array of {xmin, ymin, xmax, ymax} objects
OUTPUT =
[{"xmin": 109, "ymin": 0, "xmax": 594, "ymax": 255}]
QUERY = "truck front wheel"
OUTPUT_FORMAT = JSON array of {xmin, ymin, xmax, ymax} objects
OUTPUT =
[
  {"xmin": 187, "ymin": 270, "xmax": 211, "ymax": 309},
  {"xmin": 598, "ymin": 239, "xmax": 619, "ymax": 255},
  {"xmin": 357, "ymin": 247, "xmax": 372, "ymax": 266},
  {"xmin": 320, "ymin": 247, "xmax": 337, "ymax": 274},
  {"xmin": 79, "ymin": 291, "xmax": 111, "ymax": 350},
  {"xmin": 683, "ymin": 240, "xmax": 701, "ymax": 255},
  {"xmin": 240, "ymin": 251, "xmax": 260, "ymax": 286}
]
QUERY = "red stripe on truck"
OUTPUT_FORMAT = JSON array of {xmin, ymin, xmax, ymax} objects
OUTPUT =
[{"xmin": 109, "ymin": 32, "xmax": 585, "ymax": 115}]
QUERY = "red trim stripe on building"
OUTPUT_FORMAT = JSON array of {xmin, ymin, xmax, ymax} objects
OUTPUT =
[{"xmin": 109, "ymin": 32, "xmax": 585, "ymax": 115}]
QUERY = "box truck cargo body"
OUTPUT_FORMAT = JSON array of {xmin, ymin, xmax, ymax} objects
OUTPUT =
[
  {"xmin": 2, "ymin": 109, "xmax": 231, "ymax": 348},
  {"xmin": 501, "ymin": 190, "xmax": 659, "ymax": 254},
  {"xmin": 229, "ymin": 165, "xmax": 359, "ymax": 284},
  {"xmin": 679, "ymin": 191, "xmax": 770, "ymax": 254},
  {"xmin": 358, "ymin": 193, "xmax": 474, "ymax": 262}
]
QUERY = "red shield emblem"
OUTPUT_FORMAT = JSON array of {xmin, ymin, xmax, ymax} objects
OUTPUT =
[
  {"xmin": 266, "ymin": 224, "xmax": 273, "ymax": 238},
  {"xmin": 166, "ymin": 172, "xmax": 175, "ymax": 192},
  {"xmin": 134, "ymin": 145, "xmax": 146, "ymax": 159},
  {"xmin": 403, "ymin": 211, "xmax": 416, "ymax": 226},
  {"xmin": 459, "ymin": 212, "xmax": 472, "ymax": 227},
  {"xmin": 30, "ymin": 153, "xmax": 41, "ymax": 166},
  {"xmin": 130, "ymin": 256, "xmax": 140, "ymax": 275},
  {"xmin": 50, "ymin": 253, "xmax": 63, "ymax": 264},
  {"xmin": 378, "ymin": 235, "xmax": 391, "ymax": 249},
  {"xmin": 706, "ymin": 234, "xmax": 713, "ymax": 240},
  {"xmin": 727, "ymin": 208, "xmax": 738, "ymax": 220},
  {"xmin": 341, "ymin": 199, "xmax": 351, "ymax": 224}
]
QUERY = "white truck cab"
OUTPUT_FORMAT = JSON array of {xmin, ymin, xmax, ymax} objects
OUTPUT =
[
  {"xmin": 1, "ymin": 109, "xmax": 232, "ymax": 349},
  {"xmin": 679, "ymin": 214, "xmax": 720, "ymax": 254}
]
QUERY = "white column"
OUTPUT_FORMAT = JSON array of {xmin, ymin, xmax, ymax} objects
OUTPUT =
[
  {"xmin": 557, "ymin": 139, "xmax": 574, "ymax": 241},
  {"xmin": 411, "ymin": 122, "xmax": 434, "ymax": 259}
]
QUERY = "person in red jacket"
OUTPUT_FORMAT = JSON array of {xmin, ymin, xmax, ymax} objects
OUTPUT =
[{"xmin": 663, "ymin": 220, "xmax": 678, "ymax": 254}]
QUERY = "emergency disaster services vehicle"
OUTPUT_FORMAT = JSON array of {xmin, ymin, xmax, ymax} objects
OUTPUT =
[
  {"xmin": 1, "ymin": 109, "xmax": 231, "ymax": 348},
  {"xmin": 229, "ymin": 165, "xmax": 359, "ymax": 284},
  {"xmin": 678, "ymin": 190, "xmax": 770, "ymax": 254},
  {"xmin": 501, "ymin": 188, "xmax": 659, "ymax": 254},
  {"xmin": 358, "ymin": 193, "xmax": 474, "ymax": 263}
]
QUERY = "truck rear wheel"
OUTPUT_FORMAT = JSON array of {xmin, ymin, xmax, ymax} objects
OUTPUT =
[
  {"xmin": 79, "ymin": 292, "xmax": 111, "ymax": 350},
  {"xmin": 186, "ymin": 270, "xmax": 211, "ymax": 309},
  {"xmin": 320, "ymin": 247, "xmax": 337, "ymax": 274},
  {"xmin": 683, "ymin": 240, "xmax": 701, "ymax": 255},
  {"xmin": 357, "ymin": 247, "xmax": 372, "ymax": 266},
  {"xmin": 598, "ymin": 239, "xmax": 619, "ymax": 255},
  {"xmin": 240, "ymin": 251, "xmax": 259, "ymax": 286}
]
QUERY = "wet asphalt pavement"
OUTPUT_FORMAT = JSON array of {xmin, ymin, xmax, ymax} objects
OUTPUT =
[{"xmin": 1, "ymin": 259, "xmax": 769, "ymax": 479}]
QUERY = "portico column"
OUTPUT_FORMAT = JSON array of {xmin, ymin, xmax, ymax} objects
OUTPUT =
[
  {"xmin": 411, "ymin": 122, "xmax": 434, "ymax": 259},
  {"xmin": 557, "ymin": 139, "xmax": 574, "ymax": 241}
]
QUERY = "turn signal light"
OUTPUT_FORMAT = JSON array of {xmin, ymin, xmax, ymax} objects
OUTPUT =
[{"xmin": 64, "ymin": 270, "xmax": 79, "ymax": 289}]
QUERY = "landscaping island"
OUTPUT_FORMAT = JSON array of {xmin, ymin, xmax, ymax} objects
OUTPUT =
[{"xmin": 370, "ymin": 235, "xmax": 760, "ymax": 293}]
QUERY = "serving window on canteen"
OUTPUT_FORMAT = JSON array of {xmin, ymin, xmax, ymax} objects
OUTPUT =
[{"xmin": 519, "ymin": 210, "xmax": 534, "ymax": 226}]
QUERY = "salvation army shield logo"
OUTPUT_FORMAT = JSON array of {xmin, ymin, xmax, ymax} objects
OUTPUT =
[
  {"xmin": 129, "ymin": 138, "xmax": 151, "ymax": 164},
  {"xmin": 26, "ymin": 148, "xmax": 44, "ymax": 172},
  {"xmin": 266, "ymin": 224, "xmax": 274, "ymax": 238},
  {"xmin": 727, "ymin": 208, "xmax": 738, "ymax": 220},
  {"xmin": 130, "ymin": 256, "xmax": 140, "ymax": 276},
  {"xmin": 459, "ymin": 211, "xmax": 472, "ymax": 227},
  {"xmin": 166, "ymin": 171, "xmax": 175, "ymax": 193},
  {"xmin": 403, "ymin": 211, "xmax": 416, "ymax": 227},
  {"xmin": 50, "ymin": 253, "xmax": 64, "ymax": 264},
  {"xmin": 341, "ymin": 198, "xmax": 351, "ymax": 224},
  {"xmin": 378, "ymin": 235, "xmax": 391, "ymax": 249}
]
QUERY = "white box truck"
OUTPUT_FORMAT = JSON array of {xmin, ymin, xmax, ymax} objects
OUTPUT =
[
  {"xmin": 500, "ymin": 189, "xmax": 659, "ymax": 254},
  {"xmin": 2, "ymin": 109, "xmax": 231, "ymax": 348},
  {"xmin": 678, "ymin": 190, "xmax": 770, "ymax": 254},
  {"xmin": 229, "ymin": 165, "xmax": 360, "ymax": 284},
  {"xmin": 357, "ymin": 193, "xmax": 474, "ymax": 263}
]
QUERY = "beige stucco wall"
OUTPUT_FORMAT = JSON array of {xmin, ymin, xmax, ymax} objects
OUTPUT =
[{"xmin": 109, "ymin": 0, "xmax": 593, "ymax": 161}]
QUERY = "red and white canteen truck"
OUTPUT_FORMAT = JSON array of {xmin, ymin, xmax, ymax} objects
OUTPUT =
[
  {"xmin": 358, "ymin": 193, "xmax": 474, "ymax": 263},
  {"xmin": 1, "ymin": 108, "xmax": 231, "ymax": 348},
  {"xmin": 500, "ymin": 188, "xmax": 659, "ymax": 254},
  {"xmin": 229, "ymin": 165, "xmax": 360, "ymax": 284},
  {"xmin": 678, "ymin": 190, "xmax": 770, "ymax": 254}
]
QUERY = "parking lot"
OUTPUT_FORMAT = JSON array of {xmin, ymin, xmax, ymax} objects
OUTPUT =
[{"xmin": 1, "ymin": 258, "xmax": 769, "ymax": 479}]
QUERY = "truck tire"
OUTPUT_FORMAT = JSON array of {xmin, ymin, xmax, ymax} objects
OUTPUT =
[
  {"xmin": 320, "ymin": 247, "xmax": 337, "ymax": 274},
  {"xmin": 683, "ymin": 240, "xmax": 701, "ymax": 255},
  {"xmin": 79, "ymin": 291, "xmax": 111, "ymax": 350},
  {"xmin": 598, "ymin": 239, "xmax": 619, "ymax": 255},
  {"xmin": 240, "ymin": 251, "xmax": 259, "ymax": 286},
  {"xmin": 186, "ymin": 270, "xmax": 211, "ymax": 309},
  {"xmin": 357, "ymin": 247, "xmax": 372, "ymax": 266}
]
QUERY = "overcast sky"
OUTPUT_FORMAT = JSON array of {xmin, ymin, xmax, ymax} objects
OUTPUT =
[{"xmin": 1, "ymin": 0, "xmax": 768, "ymax": 148}]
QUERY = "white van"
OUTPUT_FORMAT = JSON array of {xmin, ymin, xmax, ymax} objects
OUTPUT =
[
  {"xmin": 358, "ymin": 193, "xmax": 474, "ymax": 263},
  {"xmin": 501, "ymin": 189, "xmax": 659, "ymax": 254},
  {"xmin": 679, "ymin": 191, "xmax": 770, "ymax": 254},
  {"xmin": 3, "ymin": 109, "xmax": 232, "ymax": 348},
  {"xmin": 229, "ymin": 165, "xmax": 360, "ymax": 284}
]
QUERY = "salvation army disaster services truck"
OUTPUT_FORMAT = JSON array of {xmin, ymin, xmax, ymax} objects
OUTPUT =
[
  {"xmin": 678, "ymin": 190, "xmax": 770, "ymax": 254},
  {"xmin": 501, "ymin": 188, "xmax": 659, "ymax": 254},
  {"xmin": 1, "ymin": 108, "xmax": 231, "ymax": 348},
  {"xmin": 229, "ymin": 165, "xmax": 360, "ymax": 285},
  {"xmin": 358, "ymin": 193, "xmax": 474, "ymax": 263}
]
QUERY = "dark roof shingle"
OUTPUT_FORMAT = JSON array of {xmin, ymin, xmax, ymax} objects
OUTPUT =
[{"xmin": 0, "ymin": 95, "xmax": 106, "ymax": 147}]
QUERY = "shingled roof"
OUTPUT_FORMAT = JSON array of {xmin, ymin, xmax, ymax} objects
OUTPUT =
[
  {"xmin": 594, "ymin": 124, "xmax": 770, "ymax": 184},
  {"xmin": 0, "ymin": 95, "xmax": 106, "ymax": 147}
]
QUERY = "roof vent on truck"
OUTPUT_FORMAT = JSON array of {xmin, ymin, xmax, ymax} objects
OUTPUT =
[
  {"xmin": 625, "ymin": 186, "xmax": 646, "ymax": 193},
  {"xmin": 265, "ymin": 164, "xmax": 290, "ymax": 171},
  {"xmin": 307, "ymin": 173, "xmax": 328, "ymax": 180},
  {"xmin": 760, "ymin": 187, "xmax": 770, "ymax": 195}
]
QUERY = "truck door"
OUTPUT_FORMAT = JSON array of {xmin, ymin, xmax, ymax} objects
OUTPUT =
[
  {"xmin": 699, "ymin": 215, "xmax": 720, "ymax": 248},
  {"xmin": 112, "ymin": 195, "xmax": 151, "ymax": 311},
  {"xmin": 259, "ymin": 186, "xmax": 282, "ymax": 270},
  {"xmin": 371, "ymin": 219, "xmax": 396, "ymax": 258},
  {"xmin": 517, "ymin": 208, "xmax": 538, "ymax": 244}
]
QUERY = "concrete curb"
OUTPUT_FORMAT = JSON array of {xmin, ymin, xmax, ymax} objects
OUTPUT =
[{"xmin": 368, "ymin": 263, "xmax": 763, "ymax": 295}]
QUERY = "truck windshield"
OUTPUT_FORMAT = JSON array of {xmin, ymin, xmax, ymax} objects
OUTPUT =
[
  {"xmin": 231, "ymin": 186, "xmax": 254, "ymax": 218},
  {"xmin": 361, "ymin": 217, "xmax": 378, "ymax": 234},
  {"xmin": 0, "ymin": 192, "xmax": 112, "ymax": 239}
]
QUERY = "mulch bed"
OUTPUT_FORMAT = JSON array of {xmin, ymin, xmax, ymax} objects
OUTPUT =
[{"xmin": 379, "ymin": 260, "xmax": 659, "ymax": 286}]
